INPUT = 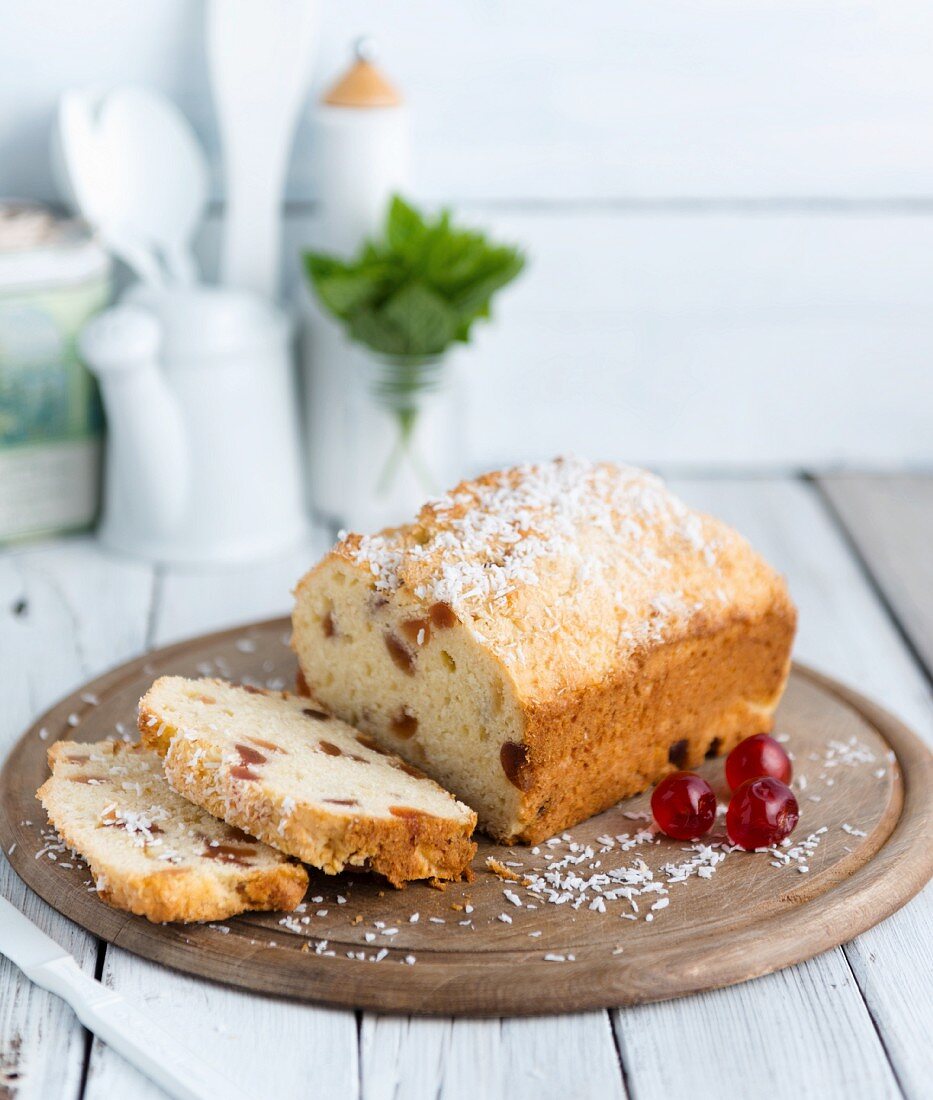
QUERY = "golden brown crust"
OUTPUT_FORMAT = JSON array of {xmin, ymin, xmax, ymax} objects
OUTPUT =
[
  {"xmin": 139, "ymin": 707, "xmax": 477, "ymax": 888},
  {"xmin": 90, "ymin": 860, "xmax": 308, "ymax": 924},
  {"xmin": 501, "ymin": 599, "xmax": 797, "ymax": 844},
  {"xmin": 303, "ymin": 459, "xmax": 789, "ymax": 704}
]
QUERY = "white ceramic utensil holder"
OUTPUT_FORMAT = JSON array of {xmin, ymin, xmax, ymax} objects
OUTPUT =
[{"xmin": 80, "ymin": 287, "xmax": 306, "ymax": 564}]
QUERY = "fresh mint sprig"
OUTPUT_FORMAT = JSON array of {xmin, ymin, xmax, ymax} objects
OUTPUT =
[{"xmin": 303, "ymin": 196, "xmax": 525, "ymax": 359}]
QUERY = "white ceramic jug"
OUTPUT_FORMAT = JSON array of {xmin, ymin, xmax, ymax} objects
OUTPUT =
[{"xmin": 79, "ymin": 286, "xmax": 306, "ymax": 563}]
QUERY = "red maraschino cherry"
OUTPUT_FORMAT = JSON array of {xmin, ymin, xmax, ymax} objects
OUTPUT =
[
  {"xmin": 651, "ymin": 772, "xmax": 717, "ymax": 840},
  {"xmin": 726, "ymin": 776, "xmax": 799, "ymax": 849},
  {"xmin": 725, "ymin": 733, "xmax": 792, "ymax": 791}
]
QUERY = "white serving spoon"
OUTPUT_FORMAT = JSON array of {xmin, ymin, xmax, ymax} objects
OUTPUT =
[
  {"xmin": 55, "ymin": 90, "xmax": 166, "ymax": 287},
  {"xmin": 206, "ymin": 0, "xmax": 320, "ymax": 299},
  {"xmin": 97, "ymin": 87, "xmax": 208, "ymax": 285}
]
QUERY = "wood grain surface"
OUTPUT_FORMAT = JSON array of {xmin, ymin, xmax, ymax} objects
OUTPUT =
[{"xmin": 1, "ymin": 617, "xmax": 929, "ymax": 1017}]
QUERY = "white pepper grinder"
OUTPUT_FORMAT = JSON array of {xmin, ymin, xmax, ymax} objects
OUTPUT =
[{"xmin": 300, "ymin": 38, "xmax": 410, "ymax": 523}]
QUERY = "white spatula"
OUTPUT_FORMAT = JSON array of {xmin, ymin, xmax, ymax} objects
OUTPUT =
[{"xmin": 206, "ymin": 0, "xmax": 320, "ymax": 300}]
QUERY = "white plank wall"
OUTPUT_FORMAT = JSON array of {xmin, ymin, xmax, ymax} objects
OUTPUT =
[
  {"xmin": 3, "ymin": 2, "xmax": 933, "ymax": 466},
  {"xmin": 273, "ymin": 208, "xmax": 933, "ymax": 468},
  {"xmin": 4, "ymin": 1, "xmax": 933, "ymax": 203}
]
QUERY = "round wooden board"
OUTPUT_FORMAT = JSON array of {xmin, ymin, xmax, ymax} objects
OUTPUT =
[{"xmin": 1, "ymin": 617, "xmax": 931, "ymax": 1017}]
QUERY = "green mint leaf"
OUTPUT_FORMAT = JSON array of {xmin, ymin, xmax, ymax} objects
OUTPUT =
[
  {"xmin": 451, "ymin": 250, "xmax": 525, "ymax": 316},
  {"xmin": 316, "ymin": 272, "xmax": 380, "ymax": 318},
  {"xmin": 381, "ymin": 282, "xmax": 459, "ymax": 357},
  {"xmin": 348, "ymin": 308, "xmax": 408, "ymax": 356},
  {"xmin": 301, "ymin": 194, "xmax": 525, "ymax": 358},
  {"xmin": 386, "ymin": 195, "xmax": 427, "ymax": 256}
]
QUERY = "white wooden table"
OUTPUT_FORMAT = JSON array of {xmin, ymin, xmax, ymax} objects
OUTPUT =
[{"xmin": 1, "ymin": 473, "xmax": 930, "ymax": 1100}]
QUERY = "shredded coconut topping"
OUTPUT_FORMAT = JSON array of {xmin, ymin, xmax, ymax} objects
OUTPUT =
[
  {"xmin": 99, "ymin": 803, "xmax": 170, "ymax": 848},
  {"xmin": 339, "ymin": 457, "xmax": 735, "ymax": 678},
  {"xmin": 353, "ymin": 457, "xmax": 712, "ymax": 604}
]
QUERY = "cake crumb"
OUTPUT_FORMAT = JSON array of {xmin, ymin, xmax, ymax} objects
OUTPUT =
[{"xmin": 486, "ymin": 856, "xmax": 525, "ymax": 882}]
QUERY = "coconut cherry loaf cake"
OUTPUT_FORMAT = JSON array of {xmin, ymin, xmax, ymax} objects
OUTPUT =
[
  {"xmin": 138, "ymin": 677, "xmax": 477, "ymax": 887},
  {"xmin": 292, "ymin": 456, "xmax": 797, "ymax": 845},
  {"xmin": 37, "ymin": 740, "xmax": 308, "ymax": 923}
]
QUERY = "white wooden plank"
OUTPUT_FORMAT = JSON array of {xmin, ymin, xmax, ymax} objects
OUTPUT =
[
  {"xmin": 83, "ymin": 535, "xmax": 359, "ymax": 1100},
  {"xmin": 0, "ymin": 538, "xmax": 154, "ymax": 1100},
  {"xmin": 615, "ymin": 954, "xmax": 900, "ymax": 1100},
  {"xmin": 361, "ymin": 1013, "xmax": 626, "ymax": 1100},
  {"xmin": 644, "ymin": 476, "xmax": 931, "ymax": 1100},
  {"xmin": 818, "ymin": 475, "xmax": 933, "ymax": 674},
  {"xmin": 82, "ymin": 954, "xmax": 359, "ymax": 1100},
  {"xmin": 150, "ymin": 535, "xmax": 326, "ymax": 647},
  {"xmin": 222, "ymin": 208, "xmax": 933, "ymax": 468},
  {"xmin": 4, "ymin": 1, "xmax": 933, "ymax": 201}
]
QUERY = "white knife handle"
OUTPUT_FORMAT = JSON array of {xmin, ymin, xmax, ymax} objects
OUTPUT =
[{"xmin": 35, "ymin": 957, "xmax": 247, "ymax": 1100}]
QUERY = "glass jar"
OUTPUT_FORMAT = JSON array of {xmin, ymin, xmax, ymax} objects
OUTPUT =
[
  {"xmin": 0, "ymin": 202, "xmax": 110, "ymax": 543},
  {"xmin": 343, "ymin": 351, "xmax": 464, "ymax": 532}
]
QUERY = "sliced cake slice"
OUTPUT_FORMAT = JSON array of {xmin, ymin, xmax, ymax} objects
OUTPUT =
[
  {"xmin": 37, "ymin": 740, "xmax": 308, "ymax": 923},
  {"xmin": 138, "ymin": 677, "xmax": 477, "ymax": 887}
]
